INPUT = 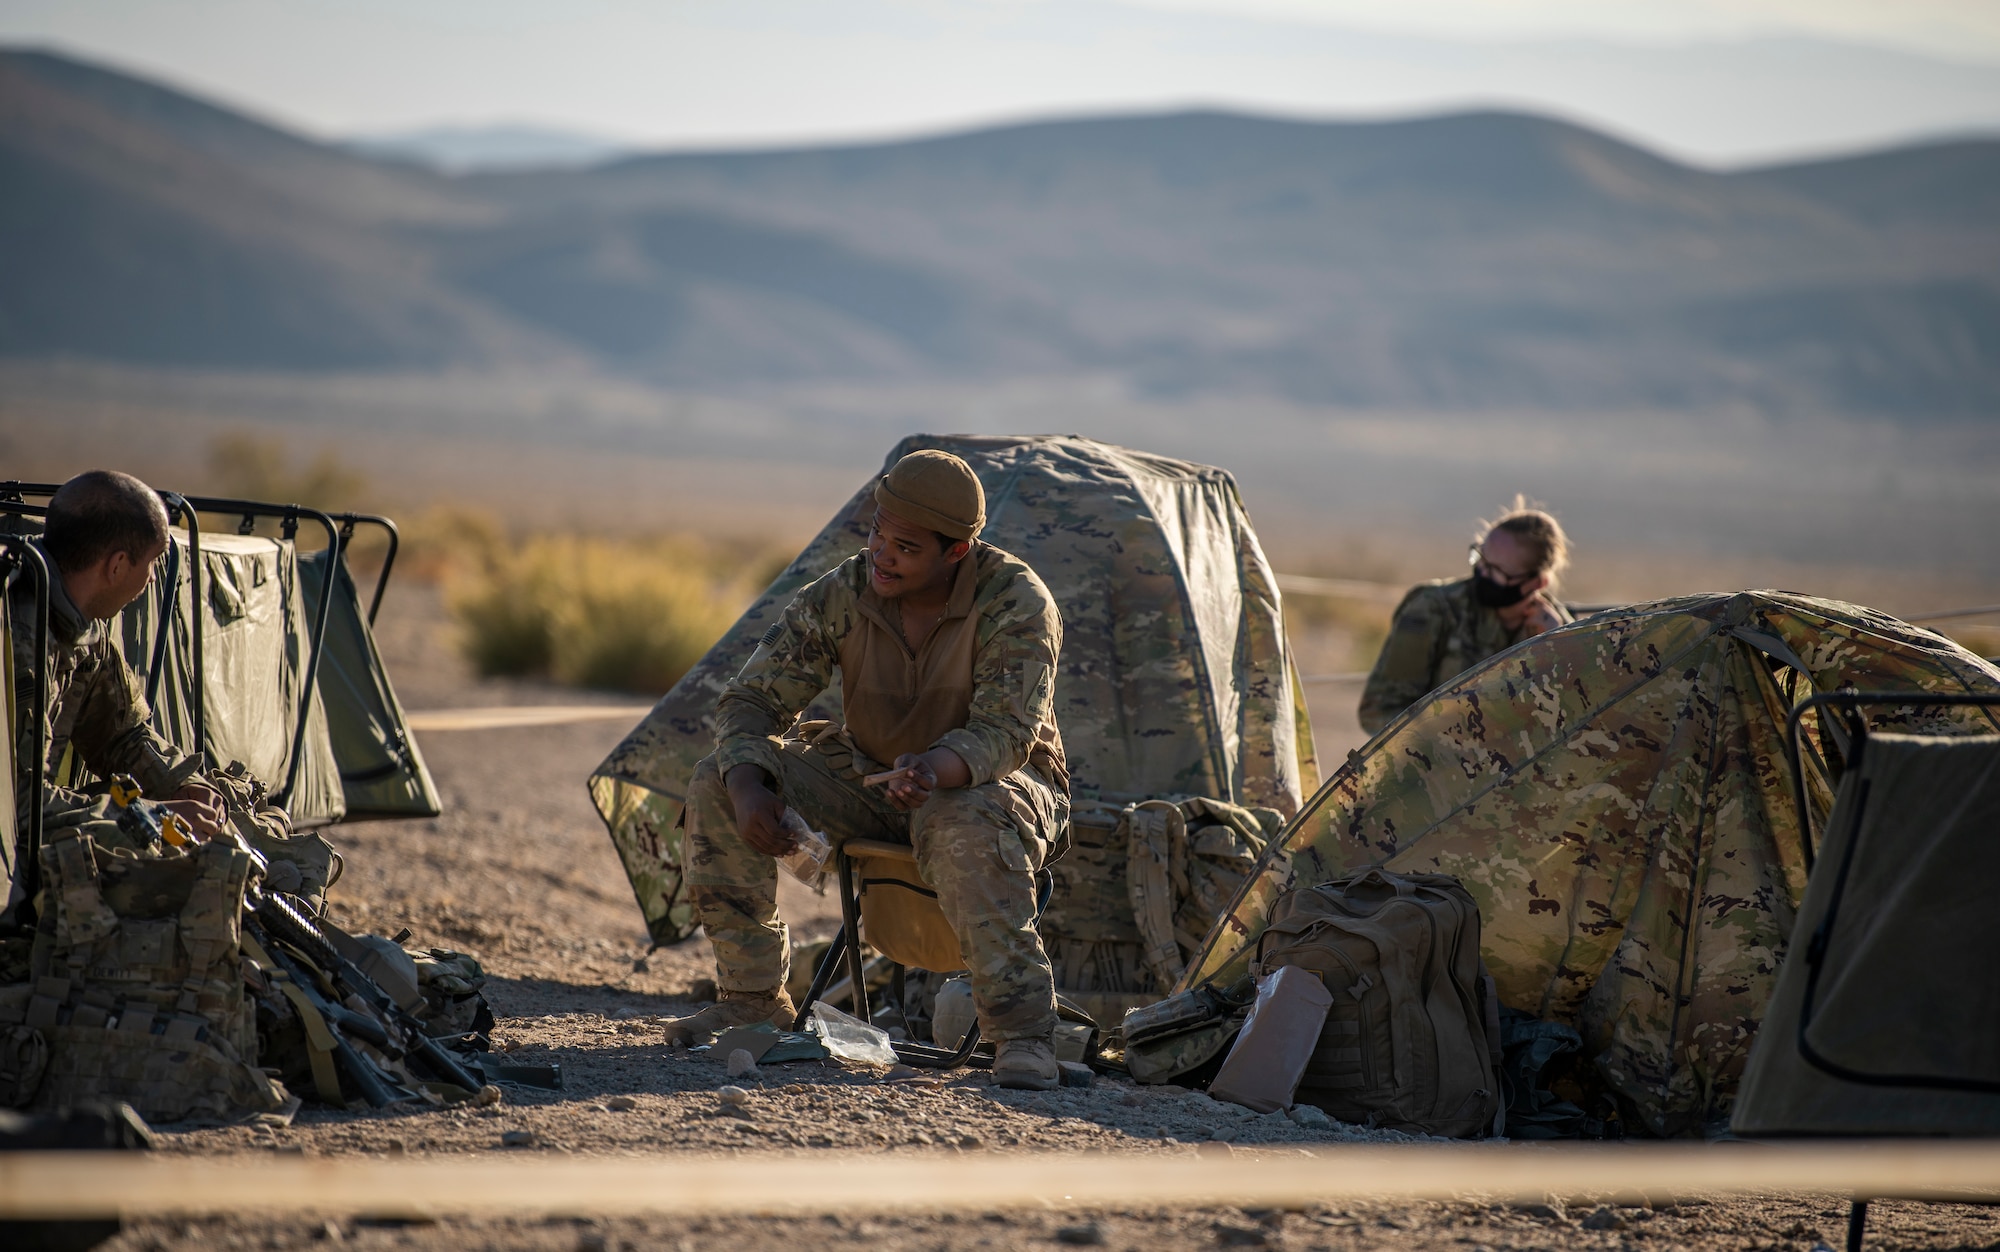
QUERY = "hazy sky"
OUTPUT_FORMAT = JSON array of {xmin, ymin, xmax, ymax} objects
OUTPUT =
[{"xmin": 4, "ymin": 0, "xmax": 1998, "ymax": 162}]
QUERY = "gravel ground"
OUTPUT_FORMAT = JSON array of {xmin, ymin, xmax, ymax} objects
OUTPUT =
[{"xmin": 101, "ymin": 587, "xmax": 2000, "ymax": 1251}]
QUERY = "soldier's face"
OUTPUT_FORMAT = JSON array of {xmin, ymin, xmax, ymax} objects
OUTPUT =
[
  {"xmin": 866, "ymin": 508, "xmax": 965, "ymax": 600},
  {"xmin": 78, "ymin": 538, "xmax": 168, "ymax": 620}
]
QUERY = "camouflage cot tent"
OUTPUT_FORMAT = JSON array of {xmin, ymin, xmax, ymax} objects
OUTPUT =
[
  {"xmin": 1177, "ymin": 591, "xmax": 2000, "ymax": 1136},
  {"xmin": 591, "ymin": 435, "xmax": 1320, "ymax": 971}
]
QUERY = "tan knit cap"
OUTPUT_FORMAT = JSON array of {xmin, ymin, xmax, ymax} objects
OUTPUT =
[{"xmin": 874, "ymin": 449, "xmax": 986, "ymax": 540}]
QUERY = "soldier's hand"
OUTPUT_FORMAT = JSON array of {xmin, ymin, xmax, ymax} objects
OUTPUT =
[
  {"xmin": 885, "ymin": 753, "xmax": 939, "ymax": 811},
  {"xmin": 726, "ymin": 764, "xmax": 794, "ymax": 856},
  {"xmin": 1519, "ymin": 595, "xmax": 1564, "ymax": 638},
  {"xmin": 162, "ymin": 781, "xmax": 228, "ymax": 837}
]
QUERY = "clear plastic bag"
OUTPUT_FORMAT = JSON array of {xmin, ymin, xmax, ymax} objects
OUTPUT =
[
  {"xmin": 776, "ymin": 808, "xmax": 831, "ymax": 888},
  {"xmin": 809, "ymin": 1000, "xmax": 899, "ymax": 1065}
]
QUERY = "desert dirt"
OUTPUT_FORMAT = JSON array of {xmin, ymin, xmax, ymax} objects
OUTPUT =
[{"xmin": 101, "ymin": 587, "xmax": 2000, "ymax": 1252}]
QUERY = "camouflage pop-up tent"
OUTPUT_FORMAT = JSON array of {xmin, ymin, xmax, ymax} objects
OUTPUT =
[
  {"xmin": 1178, "ymin": 591, "xmax": 2000, "ymax": 1136},
  {"xmin": 591, "ymin": 434, "xmax": 1319, "ymax": 947}
]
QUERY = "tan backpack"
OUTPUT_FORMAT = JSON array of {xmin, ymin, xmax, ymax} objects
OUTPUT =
[
  {"xmin": 15, "ymin": 832, "xmax": 288, "ymax": 1122},
  {"xmin": 1252, "ymin": 869, "xmax": 1501, "ymax": 1138}
]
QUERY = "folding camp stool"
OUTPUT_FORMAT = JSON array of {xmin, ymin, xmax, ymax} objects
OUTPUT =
[{"xmin": 790, "ymin": 837, "xmax": 1055, "ymax": 1068}]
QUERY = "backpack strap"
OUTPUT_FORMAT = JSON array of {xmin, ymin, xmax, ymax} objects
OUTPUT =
[{"xmin": 1126, "ymin": 800, "xmax": 1188, "ymax": 991}]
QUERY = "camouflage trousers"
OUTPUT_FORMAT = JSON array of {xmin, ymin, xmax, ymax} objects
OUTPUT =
[{"xmin": 684, "ymin": 737, "xmax": 1065, "ymax": 1042}]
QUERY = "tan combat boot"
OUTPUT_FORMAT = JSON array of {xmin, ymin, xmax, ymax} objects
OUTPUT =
[
  {"xmin": 661, "ymin": 990, "xmax": 797, "ymax": 1046},
  {"xmin": 992, "ymin": 1037, "xmax": 1060, "ymax": 1091}
]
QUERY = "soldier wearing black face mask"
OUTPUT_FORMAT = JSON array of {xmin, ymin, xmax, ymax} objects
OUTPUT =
[{"xmin": 1358, "ymin": 498, "xmax": 1572, "ymax": 733}]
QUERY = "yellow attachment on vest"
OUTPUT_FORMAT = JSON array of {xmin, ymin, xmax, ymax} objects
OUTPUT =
[{"xmin": 108, "ymin": 774, "xmax": 143, "ymax": 809}]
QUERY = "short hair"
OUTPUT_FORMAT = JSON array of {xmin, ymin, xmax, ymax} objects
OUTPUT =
[
  {"xmin": 44, "ymin": 470, "xmax": 171, "ymax": 574},
  {"xmin": 1476, "ymin": 495, "xmax": 1570, "ymax": 587}
]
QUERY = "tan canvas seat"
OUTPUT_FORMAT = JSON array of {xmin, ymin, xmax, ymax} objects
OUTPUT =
[{"xmin": 841, "ymin": 839, "xmax": 966, "ymax": 976}]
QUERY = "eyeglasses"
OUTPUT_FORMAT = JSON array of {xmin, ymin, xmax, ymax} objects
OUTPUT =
[{"xmin": 1468, "ymin": 543, "xmax": 1535, "ymax": 587}]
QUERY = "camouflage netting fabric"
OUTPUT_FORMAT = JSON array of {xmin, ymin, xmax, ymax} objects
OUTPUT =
[
  {"xmin": 1181, "ymin": 591, "xmax": 2000, "ymax": 1136},
  {"xmin": 591, "ymin": 434, "xmax": 1319, "ymax": 947}
]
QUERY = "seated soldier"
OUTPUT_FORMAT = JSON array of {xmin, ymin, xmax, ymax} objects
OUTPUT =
[
  {"xmin": 7, "ymin": 471, "xmax": 228, "ymax": 876},
  {"xmin": 1357, "ymin": 497, "xmax": 1574, "ymax": 734},
  {"xmin": 664, "ymin": 450, "xmax": 1071, "ymax": 1091}
]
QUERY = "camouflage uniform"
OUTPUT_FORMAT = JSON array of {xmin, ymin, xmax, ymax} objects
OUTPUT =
[
  {"xmin": 7, "ymin": 544, "xmax": 189, "ymax": 822},
  {"xmin": 686, "ymin": 543, "xmax": 1068, "ymax": 1043},
  {"xmin": 1357, "ymin": 577, "xmax": 1574, "ymax": 733},
  {"xmin": 591, "ymin": 435, "xmax": 1317, "ymax": 948}
]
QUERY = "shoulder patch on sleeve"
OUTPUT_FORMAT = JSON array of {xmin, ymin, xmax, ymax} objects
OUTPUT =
[{"xmin": 759, "ymin": 622, "xmax": 784, "ymax": 649}]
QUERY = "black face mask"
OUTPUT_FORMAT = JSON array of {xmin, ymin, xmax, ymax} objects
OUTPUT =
[{"xmin": 1472, "ymin": 571, "xmax": 1528, "ymax": 608}]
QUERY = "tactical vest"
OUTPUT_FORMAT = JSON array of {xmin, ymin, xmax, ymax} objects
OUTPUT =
[{"xmin": 12, "ymin": 832, "xmax": 286, "ymax": 1121}]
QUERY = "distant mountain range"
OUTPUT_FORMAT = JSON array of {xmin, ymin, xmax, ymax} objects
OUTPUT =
[{"xmin": 3, "ymin": 47, "xmax": 1997, "ymax": 416}]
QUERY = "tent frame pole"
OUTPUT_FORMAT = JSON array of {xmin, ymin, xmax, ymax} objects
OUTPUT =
[{"xmin": 1, "ymin": 535, "xmax": 50, "ymax": 919}]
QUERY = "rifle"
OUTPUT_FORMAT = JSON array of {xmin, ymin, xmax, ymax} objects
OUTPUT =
[
  {"xmin": 202, "ymin": 789, "xmax": 488, "ymax": 1097},
  {"xmin": 253, "ymin": 890, "xmax": 486, "ymax": 1095},
  {"xmin": 245, "ymin": 918, "xmax": 413, "ymax": 1109}
]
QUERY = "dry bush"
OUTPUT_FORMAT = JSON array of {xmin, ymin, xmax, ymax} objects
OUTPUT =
[
  {"xmin": 447, "ymin": 534, "xmax": 764, "ymax": 694},
  {"xmin": 207, "ymin": 434, "xmax": 367, "ymax": 509}
]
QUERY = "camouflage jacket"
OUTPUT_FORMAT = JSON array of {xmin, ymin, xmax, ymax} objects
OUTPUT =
[
  {"xmin": 1357, "ymin": 577, "xmax": 1574, "ymax": 733},
  {"xmin": 8, "ymin": 545, "xmax": 189, "ymax": 818},
  {"xmin": 712, "ymin": 543, "xmax": 1067, "ymax": 792}
]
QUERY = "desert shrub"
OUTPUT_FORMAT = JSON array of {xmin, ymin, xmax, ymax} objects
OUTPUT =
[
  {"xmin": 207, "ymin": 433, "xmax": 366, "ymax": 508},
  {"xmin": 448, "ymin": 534, "xmax": 747, "ymax": 694}
]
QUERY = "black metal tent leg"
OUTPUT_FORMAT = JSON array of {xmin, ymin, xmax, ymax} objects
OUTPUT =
[{"xmin": 1847, "ymin": 1199, "xmax": 1868, "ymax": 1252}]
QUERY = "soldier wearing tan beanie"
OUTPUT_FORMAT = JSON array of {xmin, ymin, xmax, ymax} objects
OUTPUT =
[{"xmin": 668, "ymin": 449, "xmax": 1071, "ymax": 1091}]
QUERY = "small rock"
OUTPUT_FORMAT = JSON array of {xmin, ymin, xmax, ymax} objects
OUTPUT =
[
  {"xmin": 885, "ymin": 1064, "xmax": 922, "ymax": 1081},
  {"xmin": 726, "ymin": 1049, "xmax": 761, "ymax": 1079},
  {"xmin": 688, "ymin": 977, "xmax": 718, "ymax": 1002},
  {"xmin": 958, "ymin": 1134, "xmax": 982, "ymax": 1149},
  {"xmin": 612, "ymin": 1006, "xmax": 641, "ymax": 1019},
  {"xmin": 383, "ymin": 1138, "xmax": 407, "ymax": 1156},
  {"xmin": 1056, "ymin": 1222, "xmax": 1105, "ymax": 1245},
  {"xmin": 1195, "ymin": 1140, "xmax": 1235, "ymax": 1158},
  {"xmin": 317, "ymin": 1219, "xmax": 344, "ymax": 1242},
  {"xmin": 1209, "ymin": 1127, "xmax": 1238, "ymax": 1143},
  {"xmin": 605, "ymin": 1096, "xmax": 639, "ymax": 1112},
  {"xmin": 1212, "ymin": 1220, "xmax": 1267, "ymax": 1246},
  {"xmin": 630, "ymin": 956, "xmax": 651, "ymax": 974},
  {"xmin": 1119, "ymin": 1091, "xmax": 1146, "ymax": 1107},
  {"xmin": 500, "ymin": 1130, "xmax": 537, "ymax": 1148},
  {"xmin": 1510, "ymin": 1200, "xmax": 1568, "ymax": 1222},
  {"xmin": 1580, "ymin": 1207, "xmax": 1625, "ymax": 1231},
  {"xmin": 1286, "ymin": 1104, "xmax": 1333, "ymax": 1129},
  {"xmin": 717, "ymin": 1085, "xmax": 752, "ymax": 1107},
  {"xmin": 576, "ymin": 1233, "xmax": 607, "ymax": 1252},
  {"xmin": 473, "ymin": 1085, "xmax": 503, "ymax": 1108},
  {"xmin": 1057, "ymin": 1061, "xmax": 1094, "ymax": 1088}
]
